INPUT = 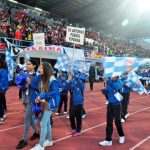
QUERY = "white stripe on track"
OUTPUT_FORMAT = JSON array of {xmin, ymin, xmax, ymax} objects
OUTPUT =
[
  {"xmin": 129, "ymin": 136, "xmax": 150, "ymax": 150},
  {"xmin": 0, "ymin": 95, "xmax": 149, "ymax": 133},
  {"xmin": 54, "ymin": 106, "xmax": 150, "ymax": 143}
]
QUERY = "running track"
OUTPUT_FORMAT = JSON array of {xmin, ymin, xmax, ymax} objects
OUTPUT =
[{"xmin": 0, "ymin": 83, "xmax": 149, "ymax": 150}]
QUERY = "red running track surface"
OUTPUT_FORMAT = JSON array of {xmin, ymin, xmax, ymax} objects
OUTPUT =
[{"xmin": 0, "ymin": 83, "xmax": 150, "ymax": 150}]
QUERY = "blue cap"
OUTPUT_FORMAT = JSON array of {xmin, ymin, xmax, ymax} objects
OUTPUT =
[
  {"xmin": 62, "ymin": 73, "xmax": 67, "ymax": 78},
  {"xmin": 79, "ymin": 73, "xmax": 87, "ymax": 81}
]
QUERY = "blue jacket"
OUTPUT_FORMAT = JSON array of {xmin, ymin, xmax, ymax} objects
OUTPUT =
[
  {"xmin": 38, "ymin": 76, "xmax": 60, "ymax": 111},
  {"xmin": 0, "ymin": 69, "xmax": 9, "ymax": 93},
  {"xmin": 58, "ymin": 79, "xmax": 69, "ymax": 96},
  {"xmin": 20, "ymin": 73, "xmax": 39, "ymax": 104},
  {"xmin": 69, "ymin": 75, "xmax": 84, "ymax": 105},
  {"xmin": 121, "ymin": 78, "xmax": 131, "ymax": 94},
  {"xmin": 105, "ymin": 79, "xmax": 123, "ymax": 105}
]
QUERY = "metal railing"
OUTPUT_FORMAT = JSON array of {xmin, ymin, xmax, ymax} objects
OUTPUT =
[{"xmin": 0, "ymin": 37, "xmax": 34, "ymax": 48}]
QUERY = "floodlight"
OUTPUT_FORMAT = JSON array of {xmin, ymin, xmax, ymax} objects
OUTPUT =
[
  {"xmin": 35, "ymin": 7, "xmax": 43, "ymax": 11},
  {"xmin": 138, "ymin": 0, "xmax": 150, "ymax": 12},
  {"xmin": 8, "ymin": 0, "xmax": 18, "ymax": 4}
]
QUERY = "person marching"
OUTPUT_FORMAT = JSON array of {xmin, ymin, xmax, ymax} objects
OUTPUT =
[
  {"xmin": 56, "ymin": 73, "xmax": 69, "ymax": 115},
  {"xmin": 121, "ymin": 73, "xmax": 131, "ymax": 123},
  {"xmin": 89, "ymin": 63, "xmax": 96, "ymax": 91},
  {"xmin": 16, "ymin": 59, "xmax": 39, "ymax": 149},
  {"xmin": 68, "ymin": 70, "xmax": 84, "ymax": 137},
  {"xmin": 0, "ymin": 59, "xmax": 9, "ymax": 124},
  {"xmin": 99, "ymin": 76, "xmax": 125, "ymax": 146},
  {"xmin": 31, "ymin": 62, "xmax": 60, "ymax": 150}
]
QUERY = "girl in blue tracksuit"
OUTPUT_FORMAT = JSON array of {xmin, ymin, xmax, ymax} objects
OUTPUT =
[
  {"xmin": 31, "ymin": 62, "xmax": 60, "ymax": 150},
  {"xmin": 99, "ymin": 76, "xmax": 125, "ymax": 146},
  {"xmin": 68, "ymin": 70, "xmax": 84, "ymax": 137},
  {"xmin": 16, "ymin": 59, "xmax": 39, "ymax": 149},
  {"xmin": 121, "ymin": 73, "xmax": 131, "ymax": 122},
  {"xmin": 0, "ymin": 59, "xmax": 9, "ymax": 124},
  {"xmin": 56, "ymin": 73, "xmax": 69, "ymax": 115}
]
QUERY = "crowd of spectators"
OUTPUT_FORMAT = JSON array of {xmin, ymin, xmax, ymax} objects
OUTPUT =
[{"xmin": 0, "ymin": 0, "xmax": 148, "ymax": 57}]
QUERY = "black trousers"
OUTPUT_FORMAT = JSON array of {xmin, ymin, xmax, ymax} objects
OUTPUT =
[
  {"xmin": 0, "ymin": 93, "xmax": 5, "ymax": 118},
  {"xmin": 57, "ymin": 95, "xmax": 68, "ymax": 113},
  {"xmin": 69, "ymin": 104, "xmax": 83, "ymax": 132},
  {"xmin": 89, "ymin": 79, "xmax": 94, "ymax": 90},
  {"xmin": 121, "ymin": 93, "xmax": 130, "ymax": 119},
  {"xmin": 106, "ymin": 104, "xmax": 124, "ymax": 141},
  {"xmin": 19, "ymin": 89, "xmax": 22, "ymax": 99},
  {"xmin": 2, "ymin": 93, "xmax": 7, "ymax": 111},
  {"xmin": 82, "ymin": 107, "xmax": 86, "ymax": 115},
  {"xmin": 50, "ymin": 115, "xmax": 53, "ymax": 126}
]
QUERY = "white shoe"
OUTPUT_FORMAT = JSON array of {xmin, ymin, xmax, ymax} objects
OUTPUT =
[
  {"xmin": 55, "ymin": 112, "xmax": 60, "ymax": 115},
  {"xmin": 125, "ymin": 113, "xmax": 130, "ymax": 119},
  {"xmin": 82, "ymin": 114, "xmax": 87, "ymax": 119},
  {"xmin": 30, "ymin": 144, "xmax": 44, "ymax": 150},
  {"xmin": 119, "ymin": 136, "xmax": 125, "ymax": 144},
  {"xmin": 0, "ymin": 118, "xmax": 5, "ymax": 124},
  {"xmin": 43, "ymin": 140, "xmax": 53, "ymax": 147},
  {"xmin": 105, "ymin": 101, "xmax": 109, "ymax": 105},
  {"xmin": 3, "ymin": 114, "xmax": 7, "ymax": 119},
  {"xmin": 64, "ymin": 112, "xmax": 67, "ymax": 115},
  {"xmin": 99, "ymin": 140, "xmax": 112, "ymax": 146},
  {"xmin": 121, "ymin": 118, "xmax": 125, "ymax": 123},
  {"xmin": 66, "ymin": 115, "xmax": 69, "ymax": 119}
]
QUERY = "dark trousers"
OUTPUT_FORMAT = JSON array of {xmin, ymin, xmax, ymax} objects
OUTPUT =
[
  {"xmin": 89, "ymin": 79, "xmax": 94, "ymax": 90},
  {"xmin": 121, "ymin": 93, "xmax": 130, "ymax": 119},
  {"xmin": 0, "ymin": 93, "xmax": 5, "ymax": 118},
  {"xmin": 57, "ymin": 95, "xmax": 68, "ymax": 113},
  {"xmin": 69, "ymin": 104, "xmax": 83, "ymax": 132},
  {"xmin": 19, "ymin": 89, "xmax": 22, "ymax": 99},
  {"xmin": 106, "ymin": 104, "xmax": 124, "ymax": 141},
  {"xmin": 50, "ymin": 115, "xmax": 53, "ymax": 126},
  {"xmin": 82, "ymin": 107, "xmax": 86, "ymax": 115},
  {"xmin": 2, "ymin": 93, "xmax": 7, "ymax": 111}
]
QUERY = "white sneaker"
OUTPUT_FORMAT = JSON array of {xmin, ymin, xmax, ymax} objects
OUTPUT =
[
  {"xmin": 66, "ymin": 115, "xmax": 69, "ymax": 119},
  {"xmin": 82, "ymin": 114, "xmax": 87, "ymax": 119},
  {"xmin": 30, "ymin": 144, "xmax": 44, "ymax": 150},
  {"xmin": 55, "ymin": 112, "xmax": 60, "ymax": 115},
  {"xmin": 43, "ymin": 140, "xmax": 53, "ymax": 147},
  {"xmin": 125, "ymin": 113, "xmax": 130, "ymax": 119},
  {"xmin": 3, "ymin": 114, "xmax": 7, "ymax": 119},
  {"xmin": 0, "ymin": 118, "xmax": 5, "ymax": 124},
  {"xmin": 121, "ymin": 118, "xmax": 125, "ymax": 123},
  {"xmin": 64, "ymin": 112, "xmax": 67, "ymax": 115},
  {"xmin": 119, "ymin": 136, "xmax": 125, "ymax": 144},
  {"xmin": 105, "ymin": 101, "xmax": 109, "ymax": 105},
  {"xmin": 99, "ymin": 140, "xmax": 112, "ymax": 146}
]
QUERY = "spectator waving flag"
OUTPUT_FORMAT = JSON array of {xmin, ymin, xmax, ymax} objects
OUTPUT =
[
  {"xmin": 103, "ymin": 57, "xmax": 141, "ymax": 77},
  {"xmin": 6, "ymin": 48, "xmax": 15, "ymax": 81}
]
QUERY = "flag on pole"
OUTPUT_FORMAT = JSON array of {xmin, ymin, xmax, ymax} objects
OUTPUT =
[{"xmin": 6, "ymin": 48, "xmax": 15, "ymax": 81}]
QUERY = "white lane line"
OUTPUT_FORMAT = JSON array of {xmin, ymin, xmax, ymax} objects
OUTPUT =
[
  {"xmin": 129, "ymin": 136, "xmax": 150, "ymax": 150},
  {"xmin": 53, "ymin": 106, "xmax": 106, "ymax": 120},
  {"xmin": 53, "ymin": 106, "xmax": 150, "ymax": 143},
  {"xmin": 7, "ymin": 111, "xmax": 23, "ymax": 115},
  {"xmin": 6, "ymin": 94, "xmax": 148, "ymax": 116},
  {"xmin": 129, "ymin": 107, "xmax": 150, "ymax": 116},
  {"xmin": 54, "ymin": 123, "xmax": 107, "ymax": 143},
  {"xmin": 0, "ymin": 125, "xmax": 24, "ymax": 132},
  {"xmin": 0, "ymin": 96, "xmax": 149, "ymax": 133}
]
